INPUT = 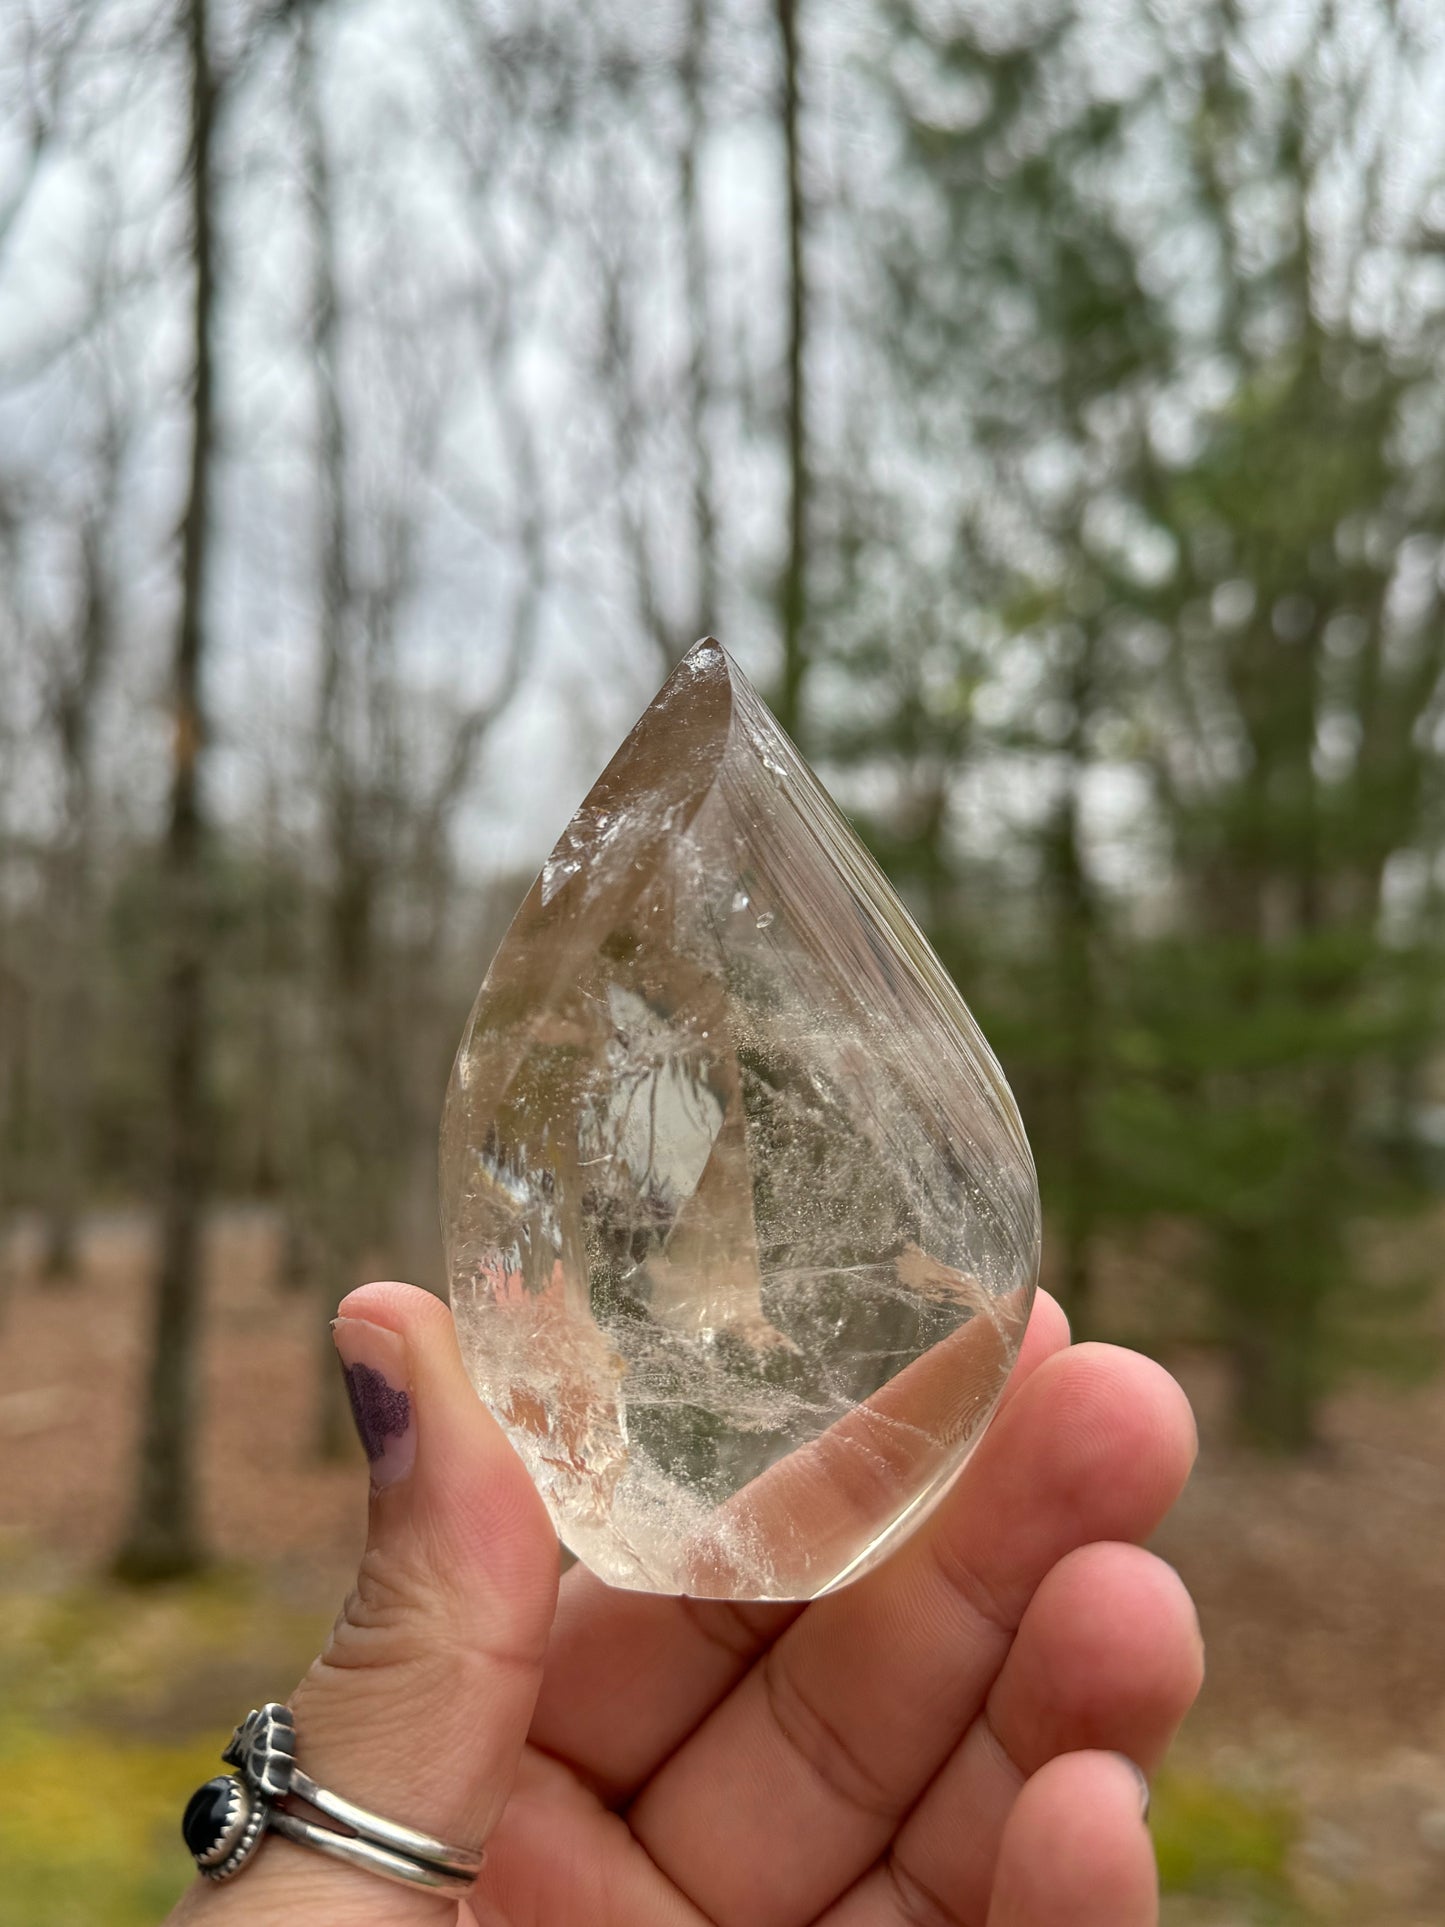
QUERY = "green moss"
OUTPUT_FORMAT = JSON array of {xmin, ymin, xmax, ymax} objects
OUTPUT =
[
  {"xmin": 0, "ymin": 1574, "xmax": 1346, "ymax": 1927},
  {"xmin": 1154, "ymin": 1768, "xmax": 1300, "ymax": 1910},
  {"xmin": 0, "ymin": 1571, "xmax": 333, "ymax": 1926},
  {"xmin": 0, "ymin": 1720, "xmax": 208, "ymax": 1926}
]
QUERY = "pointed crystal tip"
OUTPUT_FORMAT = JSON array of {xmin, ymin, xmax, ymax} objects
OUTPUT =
[{"xmin": 442, "ymin": 641, "xmax": 1040, "ymax": 1600}]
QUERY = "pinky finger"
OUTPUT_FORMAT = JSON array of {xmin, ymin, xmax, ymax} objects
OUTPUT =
[{"xmin": 986, "ymin": 1751, "xmax": 1157, "ymax": 1927}]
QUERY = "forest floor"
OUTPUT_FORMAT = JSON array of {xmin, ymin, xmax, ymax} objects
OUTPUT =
[{"xmin": 1, "ymin": 1207, "xmax": 1444, "ymax": 1925}]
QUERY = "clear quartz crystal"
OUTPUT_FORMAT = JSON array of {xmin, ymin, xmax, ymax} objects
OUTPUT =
[{"xmin": 442, "ymin": 639, "xmax": 1040, "ymax": 1600}]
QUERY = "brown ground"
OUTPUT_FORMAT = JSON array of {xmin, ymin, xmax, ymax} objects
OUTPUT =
[
  {"xmin": 2, "ymin": 1209, "xmax": 1444, "ymax": 1922},
  {"xmin": 1152, "ymin": 1352, "xmax": 1445, "ymax": 1923}
]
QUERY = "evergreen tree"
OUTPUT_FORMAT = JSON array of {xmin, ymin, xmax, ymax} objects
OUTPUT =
[{"xmin": 823, "ymin": 0, "xmax": 1445, "ymax": 1443}]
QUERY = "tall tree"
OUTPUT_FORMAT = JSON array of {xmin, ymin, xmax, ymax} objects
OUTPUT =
[
  {"xmin": 293, "ymin": 0, "xmax": 377, "ymax": 1457},
  {"xmin": 37, "ymin": 408, "xmax": 123, "ymax": 1281},
  {"xmin": 773, "ymin": 0, "xmax": 809, "ymax": 738},
  {"xmin": 296, "ymin": 0, "xmax": 542, "ymax": 1452},
  {"xmin": 837, "ymin": 0, "xmax": 1445, "ymax": 1441},
  {"xmin": 679, "ymin": 0, "xmax": 718, "ymax": 645},
  {"xmin": 1040, "ymin": 630, "xmax": 1104, "ymax": 1330},
  {"xmin": 114, "ymin": 0, "xmax": 218, "ymax": 1579}
]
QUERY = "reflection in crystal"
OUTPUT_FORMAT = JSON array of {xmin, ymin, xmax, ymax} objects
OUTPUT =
[{"xmin": 443, "ymin": 638, "xmax": 1041, "ymax": 1599}]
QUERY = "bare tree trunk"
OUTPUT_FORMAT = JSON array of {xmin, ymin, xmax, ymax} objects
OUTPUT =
[
  {"xmin": 296, "ymin": 7, "xmax": 377, "ymax": 1459},
  {"xmin": 248, "ymin": 774, "xmax": 286, "ymax": 1199},
  {"xmin": 0, "ymin": 958, "xmax": 23, "ymax": 1322},
  {"xmin": 114, "ymin": 0, "xmax": 216, "ymax": 1582},
  {"xmin": 315, "ymin": 847, "xmax": 382, "ymax": 1459},
  {"xmin": 38, "ymin": 815, "xmax": 86, "ymax": 1283},
  {"xmin": 773, "ymin": 0, "xmax": 808, "ymax": 739},
  {"xmin": 1049, "ymin": 635, "xmax": 1101, "ymax": 1332},
  {"xmin": 679, "ymin": 0, "xmax": 717, "ymax": 643},
  {"xmin": 41, "ymin": 510, "xmax": 115, "ymax": 1285}
]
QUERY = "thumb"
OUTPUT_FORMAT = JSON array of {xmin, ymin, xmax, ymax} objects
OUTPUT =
[{"xmin": 175, "ymin": 1280, "xmax": 559, "ymax": 1924}]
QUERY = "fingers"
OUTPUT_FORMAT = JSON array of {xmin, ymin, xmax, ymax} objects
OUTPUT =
[
  {"xmin": 529, "ymin": 1289, "xmax": 1072, "ymax": 1803},
  {"xmin": 986, "ymin": 1752, "xmax": 1158, "ymax": 1927},
  {"xmin": 986, "ymin": 1541, "xmax": 1203, "ymax": 1774},
  {"xmin": 684, "ymin": 1284, "xmax": 1025, "ymax": 1599},
  {"xmin": 819, "ymin": 1544, "xmax": 1200, "ymax": 1926},
  {"xmin": 628, "ymin": 1343, "xmax": 1195, "ymax": 1927},
  {"xmin": 173, "ymin": 1283, "xmax": 559, "ymax": 1924}
]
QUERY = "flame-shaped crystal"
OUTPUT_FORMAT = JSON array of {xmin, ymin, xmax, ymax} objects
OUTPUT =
[{"xmin": 442, "ymin": 640, "xmax": 1040, "ymax": 1600}]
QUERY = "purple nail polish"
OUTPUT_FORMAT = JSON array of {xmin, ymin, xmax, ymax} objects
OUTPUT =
[
  {"xmin": 333, "ymin": 1318, "xmax": 416, "ymax": 1487},
  {"xmin": 344, "ymin": 1361, "xmax": 410, "ymax": 1462}
]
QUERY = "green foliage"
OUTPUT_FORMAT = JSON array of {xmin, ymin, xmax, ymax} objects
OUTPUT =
[
  {"xmin": 0, "ymin": 1572, "xmax": 332, "ymax": 1927},
  {"xmin": 0, "ymin": 1569, "xmax": 1343, "ymax": 1927},
  {"xmin": 1153, "ymin": 1770, "xmax": 1305, "ymax": 1922},
  {"xmin": 0, "ymin": 1721, "xmax": 209, "ymax": 1927},
  {"xmin": 819, "ymin": 0, "xmax": 1445, "ymax": 1444}
]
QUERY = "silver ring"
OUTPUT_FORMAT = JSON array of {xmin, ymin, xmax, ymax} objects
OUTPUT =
[{"xmin": 182, "ymin": 1703, "xmax": 483, "ymax": 1895}]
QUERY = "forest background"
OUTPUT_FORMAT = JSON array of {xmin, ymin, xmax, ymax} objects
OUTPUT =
[{"xmin": 4, "ymin": 0, "xmax": 1445, "ymax": 1920}]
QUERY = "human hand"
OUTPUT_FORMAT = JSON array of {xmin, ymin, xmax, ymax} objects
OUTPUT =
[{"xmin": 170, "ymin": 1279, "xmax": 1201, "ymax": 1927}]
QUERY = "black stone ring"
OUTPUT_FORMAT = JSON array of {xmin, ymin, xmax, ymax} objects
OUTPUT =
[{"xmin": 182, "ymin": 1703, "xmax": 484, "ymax": 1895}]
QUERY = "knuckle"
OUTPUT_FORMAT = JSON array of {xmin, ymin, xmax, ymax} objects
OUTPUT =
[
  {"xmin": 926, "ymin": 1528, "xmax": 1017, "ymax": 1644},
  {"xmin": 323, "ymin": 1538, "xmax": 456, "ymax": 1671},
  {"xmin": 760, "ymin": 1646, "xmax": 902, "ymax": 1820},
  {"xmin": 884, "ymin": 1853, "xmax": 967, "ymax": 1927}
]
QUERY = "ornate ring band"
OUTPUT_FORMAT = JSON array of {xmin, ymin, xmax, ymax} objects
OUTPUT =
[{"xmin": 182, "ymin": 1703, "xmax": 483, "ymax": 1896}]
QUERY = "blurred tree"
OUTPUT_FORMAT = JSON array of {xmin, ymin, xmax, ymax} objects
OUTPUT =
[
  {"xmin": 835, "ymin": 0, "xmax": 1445, "ymax": 1443},
  {"xmin": 292, "ymin": 0, "xmax": 544, "ymax": 1452},
  {"xmin": 293, "ymin": 0, "xmax": 385, "ymax": 1456},
  {"xmin": 680, "ymin": 0, "xmax": 719, "ymax": 646},
  {"xmin": 773, "ymin": 0, "xmax": 810, "ymax": 739},
  {"xmin": 1125, "ymin": 341, "xmax": 1445, "ymax": 1446},
  {"xmin": 34, "ymin": 397, "xmax": 124, "ymax": 1282},
  {"xmin": 0, "ymin": 3, "xmax": 126, "ymax": 1291},
  {"xmin": 3, "ymin": 0, "xmax": 1444, "ymax": 1482},
  {"xmin": 0, "ymin": 1, "xmax": 93, "ymax": 263},
  {"xmin": 115, "ymin": 0, "xmax": 219, "ymax": 1580}
]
